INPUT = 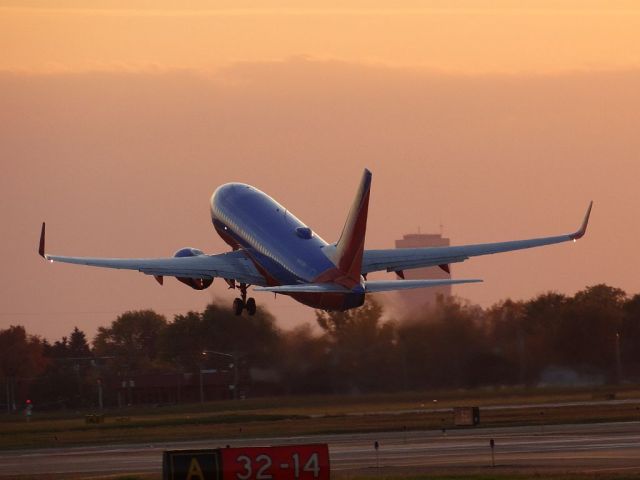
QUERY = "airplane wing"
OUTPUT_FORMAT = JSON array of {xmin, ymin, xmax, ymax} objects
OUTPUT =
[
  {"xmin": 362, "ymin": 202, "xmax": 592, "ymax": 275},
  {"xmin": 38, "ymin": 223, "xmax": 266, "ymax": 286}
]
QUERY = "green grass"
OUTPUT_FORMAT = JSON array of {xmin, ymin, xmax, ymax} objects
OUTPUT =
[
  {"xmin": 5, "ymin": 384, "xmax": 639, "ymax": 423},
  {"xmin": 2, "ymin": 386, "xmax": 640, "ymax": 450}
]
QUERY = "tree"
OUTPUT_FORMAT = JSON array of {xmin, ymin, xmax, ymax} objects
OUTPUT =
[
  {"xmin": 93, "ymin": 310, "xmax": 168, "ymax": 373},
  {"xmin": 158, "ymin": 311, "xmax": 204, "ymax": 371},
  {"xmin": 316, "ymin": 299, "xmax": 400, "ymax": 392},
  {"xmin": 279, "ymin": 324, "xmax": 332, "ymax": 394},
  {"xmin": 0, "ymin": 326, "xmax": 45, "ymax": 412},
  {"xmin": 398, "ymin": 295, "xmax": 488, "ymax": 388},
  {"xmin": 621, "ymin": 294, "xmax": 640, "ymax": 379},
  {"xmin": 29, "ymin": 326, "xmax": 96, "ymax": 409},
  {"xmin": 68, "ymin": 327, "xmax": 91, "ymax": 358},
  {"xmin": 316, "ymin": 300, "xmax": 384, "ymax": 338},
  {"xmin": 522, "ymin": 291, "xmax": 568, "ymax": 374},
  {"xmin": 160, "ymin": 303, "xmax": 282, "ymax": 375},
  {"xmin": 560, "ymin": 285, "xmax": 626, "ymax": 378},
  {"xmin": 198, "ymin": 303, "xmax": 281, "ymax": 368},
  {"xmin": 485, "ymin": 299, "xmax": 527, "ymax": 384}
]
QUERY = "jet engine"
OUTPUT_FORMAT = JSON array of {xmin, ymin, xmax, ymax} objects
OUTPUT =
[{"xmin": 173, "ymin": 247, "xmax": 213, "ymax": 290}]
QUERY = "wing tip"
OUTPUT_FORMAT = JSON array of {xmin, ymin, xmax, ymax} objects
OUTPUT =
[
  {"xmin": 38, "ymin": 222, "xmax": 46, "ymax": 258},
  {"xmin": 570, "ymin": 201, "xmax": 593, "ymax": 240}
]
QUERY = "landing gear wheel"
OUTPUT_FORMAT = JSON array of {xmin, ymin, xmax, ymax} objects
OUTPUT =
[
  {"xmin": 232, "ymin": 297, "xmax": 244, "ymax": 316},
  {"xmin": 232, "ymin": 283, "xmax": 251, "ymax": 315},
  {"xmin": 246, "ymin": 297, "xmax": 257, "ymax": 316}
]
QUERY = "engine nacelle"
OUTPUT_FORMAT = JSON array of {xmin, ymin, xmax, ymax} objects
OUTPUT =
[{"xmin": 173, "ymin": 247, "xmax": 213, "ymax": 290}]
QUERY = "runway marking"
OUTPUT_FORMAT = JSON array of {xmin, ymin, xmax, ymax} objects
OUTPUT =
[
  {"xmin": 3, "ymin": 421, "xmax": 640, "ymax": 476},
  {"xmin": 585, "ymin": 465, "xmax": 640, "ymax": 473}
]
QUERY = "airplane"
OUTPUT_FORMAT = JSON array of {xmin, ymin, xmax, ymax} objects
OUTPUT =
[{"xmin": 38, "ymin": 169, "xmax": 592, "ymax": 316}]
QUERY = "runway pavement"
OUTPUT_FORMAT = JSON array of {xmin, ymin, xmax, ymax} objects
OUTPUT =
[{"xmin": 2, "ymin": 421, "xmax": 640, "ymax": 477}]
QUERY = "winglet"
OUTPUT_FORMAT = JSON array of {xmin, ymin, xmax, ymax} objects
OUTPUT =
[
  {"xmin": 570, "ymin": 201, "xmax": 593, "ymax": 240},
  {"xmin": 38, "ymin": 222, "xmax": 46, "ymax": 258}
]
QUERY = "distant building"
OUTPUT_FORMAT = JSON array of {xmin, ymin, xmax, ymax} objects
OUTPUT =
[
  {"xmin": 112, "ymin": 370, "xmax": 236, "ymax": 406},
  {"xmin": 395, "ymin": 233, "xmax": 451, "ymax": 311},
  {"xmin": 109, "ymin": 365, "xmax": 280, "ymax": 406}
]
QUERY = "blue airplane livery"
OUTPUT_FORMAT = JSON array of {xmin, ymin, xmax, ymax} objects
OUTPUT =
[{"xmin": 39, "ymin": 169, "xmax": 592, "ymax": 315}]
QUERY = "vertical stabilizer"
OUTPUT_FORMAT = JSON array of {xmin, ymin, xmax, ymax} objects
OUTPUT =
[{"xmin": 332, "ymin": 168, "xmax": 372, "ymax": 285}]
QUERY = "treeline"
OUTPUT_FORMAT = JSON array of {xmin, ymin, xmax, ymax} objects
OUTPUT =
[{"xmin": 2, "ymin": 284, "xmax": 640, "ymax": 410}]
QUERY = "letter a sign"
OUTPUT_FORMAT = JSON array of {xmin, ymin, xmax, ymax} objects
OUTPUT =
[{"xmin": 186, "ymin": 457, "xmax": 204, "ymax": 480}]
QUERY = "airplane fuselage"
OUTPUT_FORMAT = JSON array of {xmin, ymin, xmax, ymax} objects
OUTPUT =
[{"xmin": 210, "ymin": 183, "xmax": 365, "ymax": 310}]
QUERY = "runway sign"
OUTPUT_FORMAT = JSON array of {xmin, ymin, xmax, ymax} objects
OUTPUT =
[
  {"xmin": 164, "ymin": 444, "xmax": 329, "ymax": 480},
  {"xmin": 221, "ymin": 444, "xmax": 329, "ymax": 480},
  {"xmin": 163, "ymin": 449, "xmax": 221, "ymax": 480},
  {"xmin": 454, "ymin": 406, "xmax": 480, "ymax": 426}
]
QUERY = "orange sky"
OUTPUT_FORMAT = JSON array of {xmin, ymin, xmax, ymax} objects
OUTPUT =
[
  {"xmin": 2, "ymin": 1, "xmax": 640, "ymax": 339},
  {"xmin": 3, "ymin": 1, "xmax": 640, "ymax": 74}
]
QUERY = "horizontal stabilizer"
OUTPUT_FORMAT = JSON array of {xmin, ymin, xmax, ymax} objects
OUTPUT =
[
  {"xmin": 255, "ymin": 278, "xmax": 482, "ymax": 294},
  {"xmin": 254, "ymin": 283, "xmax": 352, "ymax": 293},
  {"xmin": 364, "ymin": 278, "xmax": 482, "ymax": 293}
]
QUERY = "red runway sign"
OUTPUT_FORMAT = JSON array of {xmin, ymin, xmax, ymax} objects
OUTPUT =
[
  {"xmin": 221, "ymin": 444, "xmax": 329, "ymax": 480},
  {"xmin": 163, "ymin": 444, "xmax": 330, "ymax": 480}
]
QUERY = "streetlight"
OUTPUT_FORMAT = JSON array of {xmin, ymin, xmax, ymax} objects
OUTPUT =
[
  {"xmin": 199, "ymin": 356, "xmax": 203, "ymax": 404},
  {"xmin": 198, "ymin": 352, "xmax": 210, "ymax": 404},
  {"xmin": 66, "ymin": 355, "xmax": 113, "ymax": 410},
  {"xmin": 201, "ymin": 350, "xmax": 239, "ymax": 400},
  {"xmin": 615, "ymin": 332, "xmax": 622, "ymax": 384}
]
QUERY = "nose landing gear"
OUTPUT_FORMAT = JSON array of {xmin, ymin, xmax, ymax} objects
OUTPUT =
[{"xmin": 232, "ymin": 283, "xmax": 257, "ymax": 316}]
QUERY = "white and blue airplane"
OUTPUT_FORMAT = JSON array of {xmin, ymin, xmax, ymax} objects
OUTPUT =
[{"xmin": 39, "ymin": 169, "xmax": 592, "ymax": 315}]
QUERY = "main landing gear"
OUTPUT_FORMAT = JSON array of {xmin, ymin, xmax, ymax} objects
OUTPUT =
[{"xmin": 232, "ymin": 283, "xmax": 257, "ymax": 316}]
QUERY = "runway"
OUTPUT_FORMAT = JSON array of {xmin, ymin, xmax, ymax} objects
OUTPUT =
[{"xmin": 2, "ymin": 421, "xmax": 640, "ymax": 477}]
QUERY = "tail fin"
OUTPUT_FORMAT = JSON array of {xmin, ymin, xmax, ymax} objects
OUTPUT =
[{"xmin": 333, "ymin": 168, "xmax": 372, "ymax": 284}]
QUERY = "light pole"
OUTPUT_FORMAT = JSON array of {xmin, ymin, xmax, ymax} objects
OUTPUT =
[
  {"xmin": 97, "ymin": 379, "xmax": 103, "ymax": 411},
  {"xmin": 199, "ymin": 359, "xmax": 204, "ymax": 404},
  {"xmin": 66, "ymin": 356, "xmax": 113, "ymax": 409},
  {"xmin": 615, "ymin": 332, "xmax": 622, "ymax": 384},
  {"xmin": 202, "ymin": 350, "xmax": 239, "ymax": 400}
]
